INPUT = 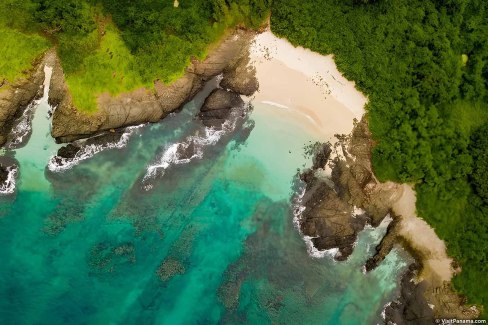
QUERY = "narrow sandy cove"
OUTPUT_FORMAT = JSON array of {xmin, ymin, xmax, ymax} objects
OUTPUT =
[{"xmin": 249, "ymin": 30, "xmax": 367, "ymax": 141}]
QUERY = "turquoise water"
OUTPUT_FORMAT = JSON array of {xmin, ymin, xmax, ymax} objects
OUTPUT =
[{"xmin": 0, "ymin": 82, "xmax": 409, "ymax": 324}]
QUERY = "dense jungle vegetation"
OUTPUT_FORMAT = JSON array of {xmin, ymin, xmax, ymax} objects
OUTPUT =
[
  {"xmin": 0, "ymin": 0, "xmax": 270, "ymax": 111},
  {"xmin": 271, "ymin": 0, "xmax": 488, "ymax": 309}
]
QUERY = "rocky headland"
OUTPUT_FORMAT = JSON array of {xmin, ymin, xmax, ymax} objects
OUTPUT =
[
  {"xmin": 298, "ymin": 117, "xmax": 402, "ymax": 260},
  {"xmin": 49, "ymin": 29, "xmax": 258, "ymax": 143},
  {"xmin": 297, "ymin": 117, "xmax": 480, "ymax": 323}
]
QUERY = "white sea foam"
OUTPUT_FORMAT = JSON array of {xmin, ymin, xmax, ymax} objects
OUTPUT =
[
  {"xmin": 47, "ymin": 125, "xmax": 144, "ymax": 172},
  {"xmin": 142, "ymin": 110, "xmax": 241, "ymax": 189},
  {"xmin": 7, "ymin": 102, "xmax": 36, "ymax": 149},
  {"xmin": 0, "ymin": 165, "xmax": 18, "ymax": 195},
  {"xmin": 353, "ymin": 206, "xmax": 366, "ymax": 216},
  {"xmin": 8, "ymin": 66, "xmax": 53, "ymax": 149},
  {"xmin": 381, "ymin": 301, "xmax": 393, "ymax": 320},
  {"xmin": 303, "ymin": 235, "xmax": 340, "ymax": 259},
  {"xmin": 261, "ymin": 101, "xmax": 289, "ymax": 109}
]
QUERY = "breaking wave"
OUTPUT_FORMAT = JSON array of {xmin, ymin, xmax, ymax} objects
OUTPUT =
[
  {"xmin": 142, "ymin": 109, "xmax": 244, "ymax": 190},
  {"xmin": 0, "ymin": 165, "xmax": 18, "ymax": 195},
  {"xmin": 48, "ymin": 125, "xmax": 144, "ymax": 172}
]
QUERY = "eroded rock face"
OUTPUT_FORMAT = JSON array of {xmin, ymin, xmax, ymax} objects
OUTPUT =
[
  {"xmin": 383, "ymin": 264, "xmax": 434, "ymax": 325},
  {"xmin": 0, "ymin": 165, "xmax": 8, "ymax": 184},
  {"xmin": 0, "ymin": 51, "xmax": 52, "ymax": 147},
  {"xmin": 297, "ymin": 118, "xmax": 402, "ymax": 260},
  {"xmin": 51, "ymin": 29, "xmax": 257, "ymax": 143},
  {"xmin": 220, "ymin": 52, "xmax": 259, "ymax": 97},
  {"xmin": 0, "ymin": 156, "xmax": 19, "ymax": 194},
  {"xmin": 198, "ymin": 88, "xmax": 245, "ymax": 128}
]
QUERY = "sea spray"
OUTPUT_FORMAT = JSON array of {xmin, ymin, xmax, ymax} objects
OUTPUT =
[
  {"xmin": 48, "ymin": 125, "xmax": 145, "ymax": 172},
  {"xmin": 0, "ymin": 165, "xmax": 18, "ymax": 195},
  {"xmin": 142, "ymin": 106, "xmax": 248, "ymax": 190}
]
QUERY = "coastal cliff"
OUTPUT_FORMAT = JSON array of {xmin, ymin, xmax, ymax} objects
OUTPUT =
[
  {"xmin": 0, "ymin": 52, "xmax": 54, "ymax": 147},
  {"xmin": 50, "ymin": 29, "xmax": 258, "ymax": 143},
  {"xmin": 298, "ymin": 117, "xmax": 480, "ymax": 323}
]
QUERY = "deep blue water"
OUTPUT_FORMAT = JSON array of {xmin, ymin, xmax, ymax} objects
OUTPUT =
[{"xmin": 0, "ymin": 77, "xmax": 409, "ymax": 324}]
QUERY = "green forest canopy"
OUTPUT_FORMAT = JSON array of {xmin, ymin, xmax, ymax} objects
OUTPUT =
[
  {"xmin": 271, "ymin": 0, "xmax": 488, "ymax": 310},
  {"xmin": 0, "ymin": 0, "xmax": 271, "ymax": 111}
]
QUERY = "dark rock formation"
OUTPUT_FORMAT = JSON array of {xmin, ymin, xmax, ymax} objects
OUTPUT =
[
  {"xmin": 198, "ymin": 88, "xmax": 244, "ymax": 128},
  {"xmin": 0, "ymin": 165, "xmax": 8, "ymax": 184},
  {"xmin": 365, "ymin": 218, "xmax": 401, "ymax": 272},
  {"xmin": 220, "ymin": 50, "xmax": 259, "ymax": 96},
  {"xmin": 383, "ymin": 264, "xmax": 434, "ymax": 325},
  {"xmin": 201, "ymin": 88, "xmax": 244, "ymax": 112},
  {"xmin": 297, "ymin": 118, "xmax": 402, "ymax": 260},
  {"xmin": 51, "ymin": 29, "xmax": 257, "ymax": 143},
  {"xmin": 0, "ymin": 51, "xmax": 54, "ymax": 147},
  {"xmin": 0, "ymin": 156, "xmax": 19, "ymax": 193},
  {"xmin": 51, "ymin": 129, "xmax": 126, "ymax": 166}
]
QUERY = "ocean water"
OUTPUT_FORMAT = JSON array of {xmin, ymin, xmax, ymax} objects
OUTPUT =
[{"xmin": 0, "ymin": 77, "xmax": 410, "ymax": 324}]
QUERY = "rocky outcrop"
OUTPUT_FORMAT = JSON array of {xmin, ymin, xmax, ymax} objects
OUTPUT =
[
  {"xmin": 220, "ymin": 49, "xmax": 259, "ymax": 96},
  {"xmin": 198, "ymin": 88, "xmax": 245, "ymax": 128},
  {"xmin": 0, "ymin": 156, "xmax": 19, "ymax": 194},
  {"xmin": 297, "ymin": 118, "xmax": 402, "ymax": 260},
  {"xmin": 299, "ymin": 117, "xmax": 479, "ymax": 322},
  {"xmin": 51, "ymin": 29, "xmax": 257, "ymax": 143},
  {"xmin": 0, "ymin": 51, "xmax": 53, "ymax": 147},
  {"xmin": 383, "ymin": 264, "xmax": 434, "ymax": 325},
  {"xmin": 0, "ymin": 165, "xmax": 8, "ymax": 185}
]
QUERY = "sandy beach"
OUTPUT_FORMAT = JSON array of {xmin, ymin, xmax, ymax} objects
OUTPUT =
[
  {"xmin": 391, "ymin": 185, "xmax": 478, "ymax": 317},
  {"xmin": 393, "ymin": 185, "xmax": 454, "ymax": 283},
  {"xmin": 249, "ymin": 30, "xmax": 476, "ymax": 318},
  {"xmin": 249, "ymin": 31, "xmax": 366, "ymax": 142}
]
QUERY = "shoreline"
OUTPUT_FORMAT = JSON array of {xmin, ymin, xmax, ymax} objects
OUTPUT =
[
  {"xmin": 48, "ymin": 28, "xmax": 257, "ymax": 143},
  {"xmin": 0, "ymin": 23, "xmax": 478, "ymax": 322},
  {"xmin": 249, "ymin": 30, "xmax": 366, "ymax": 142},
  {"xmin": 250, "ymin": 30, "xmax": 477, "ymax": 321}
]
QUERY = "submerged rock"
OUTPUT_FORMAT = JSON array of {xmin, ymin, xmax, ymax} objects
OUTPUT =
[{"xmin": 157, "ymin": 258, "xmax": 185, "ymax": 282}]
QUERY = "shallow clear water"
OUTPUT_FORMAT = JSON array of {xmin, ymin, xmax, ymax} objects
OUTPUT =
[{"xmin": 0, "ymin": 82, "xmax": 409, "ymax": 324}]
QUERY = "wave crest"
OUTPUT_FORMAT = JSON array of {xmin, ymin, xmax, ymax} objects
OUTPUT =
[
  {"xmin": 0, "ymin": 165, "xmax": 18, "ymax": 195},
  {"xmin": 48, "ymin": 125, "xmax": 144, "ymax": 172}
]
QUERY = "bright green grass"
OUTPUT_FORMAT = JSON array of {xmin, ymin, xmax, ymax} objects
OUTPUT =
[
  {"xmin": 0, "ymin": 28, "xmax": 49, "ymax": 85},
  {"xmin": 449, "ymin": 100, "xmax": 488, "ymax": 136},
  {"xmin": 63, "ymin": 24, "xmax": 146, "ymax": 112}
]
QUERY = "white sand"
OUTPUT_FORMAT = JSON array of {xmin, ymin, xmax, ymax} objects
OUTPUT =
[
  {"xmin": 392, "ymin": 184, "xmax": 453, "ymax": 282},
  {"xmin": 249, "ymin": 31, "xmax": 367, "ymax": 142},
  {"xmin": 249, "ymin": 29, "xmax": 454, "ymax": 285},
  {"xmin": 248, "ymin": 30, "xmax": 473, "ymax": 316}
]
